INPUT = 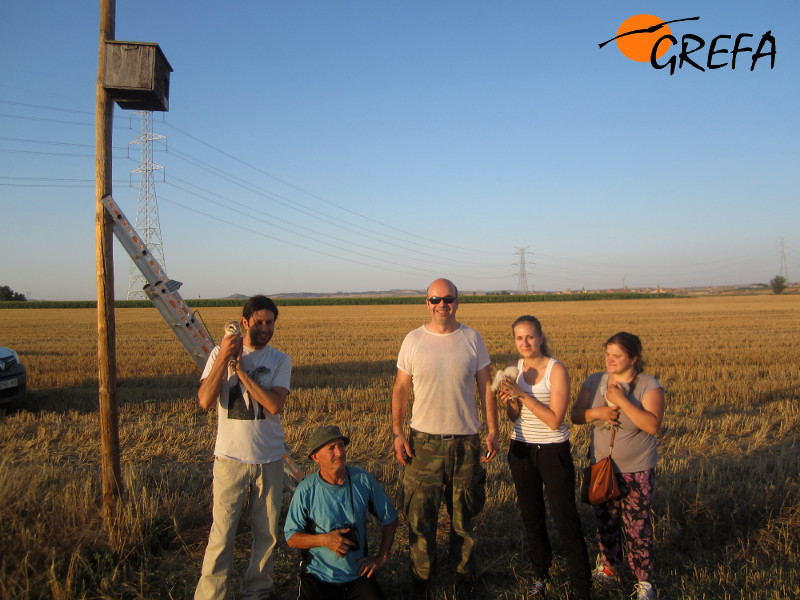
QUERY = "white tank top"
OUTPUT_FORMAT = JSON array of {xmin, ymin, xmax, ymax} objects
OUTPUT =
[{"xmin": 510, "ymin": 357, "xmax": 570, "ymax": 444}]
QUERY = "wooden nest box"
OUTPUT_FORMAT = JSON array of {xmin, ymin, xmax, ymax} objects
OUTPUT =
[{"xmin": 103, "ymin": 41, "xmax": 172, "ymax": 111}]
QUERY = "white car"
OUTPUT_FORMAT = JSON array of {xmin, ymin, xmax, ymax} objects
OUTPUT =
[{"xmin": 0, "ymin": 346, "xmax": 27, "ymax": 405}]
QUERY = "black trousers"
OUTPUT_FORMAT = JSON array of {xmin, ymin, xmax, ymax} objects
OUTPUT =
[
  {"xmin": 508, "ymin": 439, "xmax": 592, "ymax": 600},
  {"xmin": 297, "ymin": 572, "xmax": 385, "ymax": 600}
]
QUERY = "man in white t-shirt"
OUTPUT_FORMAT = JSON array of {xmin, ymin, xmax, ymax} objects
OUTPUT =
[
  {"xmin": 195, "ymin": 295, "xmax": 291, "ymax": 600},
  {"xmin": 392, "ymin": 278, "xmax": 498, "ymax": 599}
]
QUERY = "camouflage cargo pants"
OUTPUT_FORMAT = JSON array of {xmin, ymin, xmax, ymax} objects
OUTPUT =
[{"xmin": 403, "ymin": 431, "xmax": 486, "ymax": 580}]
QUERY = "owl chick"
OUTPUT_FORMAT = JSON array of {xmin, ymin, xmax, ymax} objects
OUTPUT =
[
  {"xmin": 223, "ymin": 320, "xmax": 241, "ymax": 379},
  {"xmin": 491, "ymin": 365, "xmax": 519, "ymax": 392}
]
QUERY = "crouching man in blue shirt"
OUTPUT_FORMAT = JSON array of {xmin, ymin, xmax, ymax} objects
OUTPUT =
[{"xmin": 285, "ymin": 425, "xmax": 399, "ymax": 600}]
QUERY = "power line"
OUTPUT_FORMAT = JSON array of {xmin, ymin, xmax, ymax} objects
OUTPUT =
[
  {"xmin": 2, "ymin": 94, "xmax": 788, "ymax": 290},
  {"xmin": 162, "ymin": 120, "xmax": 508, "ymax": 257},
  {"xmin": 159, "ymin": 194, "xmax": 446, "ymax": 280},
  {"xmin": 162, "ymin": 176, "xmax": 502, "ymax": 271},
  {"xmin": 0, "ymin": 136, "xmax": 130, "ymax": 150},
  {"xmin": 1, "ymin": 99, "xmax": 506, "ymax": 264}
]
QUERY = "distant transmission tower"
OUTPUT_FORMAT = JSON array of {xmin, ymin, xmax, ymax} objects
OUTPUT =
[
  {"xmin": 779, "ymin": 236, "xmax": 788, "ymax": 280},
  {"xmin": 127, "ymin": 111, "xmax": 167, "ymax": 300},
  {"xmin": 514, "ymin": 246, "xmax": 534, "ymax": 293}
]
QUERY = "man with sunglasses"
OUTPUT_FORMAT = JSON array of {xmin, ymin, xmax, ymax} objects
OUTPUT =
[{"xmin": 392, "ymin": 278, "xmax": 498, "ymax": 600}]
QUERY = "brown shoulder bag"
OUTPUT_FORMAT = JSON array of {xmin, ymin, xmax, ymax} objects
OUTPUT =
[{"xmin": 581, "ymin": 426, "xmax": 622, "ymax": 505}]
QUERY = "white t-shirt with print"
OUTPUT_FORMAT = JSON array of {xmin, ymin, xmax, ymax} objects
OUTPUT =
[{"xmin": 202, "ymin": 344, "xmax": 291, "ymax": 464}]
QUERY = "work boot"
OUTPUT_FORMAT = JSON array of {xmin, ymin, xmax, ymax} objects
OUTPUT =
[
  {"xmin": 411, "ymin": 575, "xmax": 431, "ymax": 600},
  {"xmin": 455, "ymin": 571, "xmax": 476, "ymax": 600}
]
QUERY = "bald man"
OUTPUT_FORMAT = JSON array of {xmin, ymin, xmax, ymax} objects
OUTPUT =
[{"xmin": 392, "ymin": 278, "xmax": 498, "ymax": 599}]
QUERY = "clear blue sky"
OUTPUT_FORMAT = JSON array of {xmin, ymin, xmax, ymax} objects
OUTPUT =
[{"xmin": 2, "ymin": 1, "xmax": 798, "ymax": 300}]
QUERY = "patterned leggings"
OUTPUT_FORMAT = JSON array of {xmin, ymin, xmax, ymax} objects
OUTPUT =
[{"xmin": 593, "ymin": 469, "xmax": 655, "ymax": 582}]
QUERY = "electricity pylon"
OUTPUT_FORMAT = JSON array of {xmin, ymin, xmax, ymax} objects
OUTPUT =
[
  {"xmin": 127, "ymin": 111, "xmax": 167, "ymax": 300},
  {"xmin": 779, "ymin": 237, "xmax": 788, "ymax": 280},
  {"xmin": 514, "ymin": 246, "xmax": 533, "ymax": 293}
]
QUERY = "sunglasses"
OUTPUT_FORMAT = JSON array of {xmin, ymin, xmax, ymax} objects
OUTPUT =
[{"xmin": 427, "ymin": 295, "xmax": 456, "ymax": 305}]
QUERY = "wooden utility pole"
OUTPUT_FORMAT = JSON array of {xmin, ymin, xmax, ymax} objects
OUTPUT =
[{"xmin": 95, "ymin": 0, "xmax": 122, "ymax": 535}]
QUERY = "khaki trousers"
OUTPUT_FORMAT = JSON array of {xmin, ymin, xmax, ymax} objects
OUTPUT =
[{"xmin": 195, "ymin": 457, "xmax": 283, "ymax": 600}]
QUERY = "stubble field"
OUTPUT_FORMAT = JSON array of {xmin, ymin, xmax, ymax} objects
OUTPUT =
[{"xmin": 0, "ymin": 295, "xmax": 798, "ymax": 599}]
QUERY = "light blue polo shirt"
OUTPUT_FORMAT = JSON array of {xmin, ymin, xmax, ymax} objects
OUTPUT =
[{"xmin": 284, "ymin": 467, "xmax": 398, "ymax": 584}]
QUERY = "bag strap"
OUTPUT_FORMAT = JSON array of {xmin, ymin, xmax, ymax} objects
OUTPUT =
[
  {"xmin": 585, "ymin": 372, "xmax": 613, "ymax": 462},
  {"xmin": 607, "ymin": 425, "xmax": 617, "ymax": 457},
  {"xmin": 605, "ymin": 372, "xmax": 642, "ymax": 458},
  {"xmin": 600, "ymin": 372, "xmax": 618, "ymax": 457}
]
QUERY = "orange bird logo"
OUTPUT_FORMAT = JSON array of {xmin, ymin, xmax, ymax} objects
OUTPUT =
[{"xmin": 599, "ymin": 15, "xmax": 700, "ymax": 62}]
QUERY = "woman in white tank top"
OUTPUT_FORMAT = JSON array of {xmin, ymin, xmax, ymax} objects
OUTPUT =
[{"xmin": 496, "ymin": 315, "xmax": 591, "ymax": 600}]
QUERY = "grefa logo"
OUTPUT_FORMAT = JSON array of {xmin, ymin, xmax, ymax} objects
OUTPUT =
[{"xmin": 599, "ymin": 15, "xmax": 776, "ymax": 75}]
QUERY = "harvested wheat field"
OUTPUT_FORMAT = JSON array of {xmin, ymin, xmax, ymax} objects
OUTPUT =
[{"xmin": 0, "ymin": 295, "xmax": 798, "ymax": 599}]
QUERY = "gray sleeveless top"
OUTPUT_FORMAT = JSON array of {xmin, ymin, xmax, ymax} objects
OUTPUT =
[{"xmin": 582, "ymin": 371, "xmax": 662, "ymax": 473}]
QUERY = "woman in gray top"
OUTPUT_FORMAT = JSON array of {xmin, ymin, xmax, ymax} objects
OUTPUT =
[{"xmin": 570, "ymin": 332, "xmax": 665, "ymax": 600}]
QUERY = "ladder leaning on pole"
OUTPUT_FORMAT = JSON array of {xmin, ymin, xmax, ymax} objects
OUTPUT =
[
  {"xmin": 102, "ymin": 194, "xmax": 214, "ymax": 368},
  {"xmin": 102, "ymin": 194, "xmax": 304, "ymax": 490}
]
